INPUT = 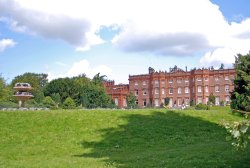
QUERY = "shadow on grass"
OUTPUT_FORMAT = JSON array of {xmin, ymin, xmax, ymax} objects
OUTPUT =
[{"xmin": 75, "ymin": 111, "xmax": 250, "ymax": 168}]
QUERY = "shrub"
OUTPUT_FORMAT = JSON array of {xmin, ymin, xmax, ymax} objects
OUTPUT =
[
  {"xmin": 63, "ymin": 97, "xmax": 76, "ymax": 109},
  {"xmin": 195, "ymin": 103, "xmax": 210, "ymax": 110},
  {"xmin": 0, "ymin": 101, "xmax": 18, "ymax": 108},
  {"xmin": 42, "ymin": 96, "xmax": 56, "ymax": 108}
]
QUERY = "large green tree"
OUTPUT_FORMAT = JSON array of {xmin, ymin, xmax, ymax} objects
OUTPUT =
[
  {"xmin": 11, "ymin": 73, "xmax": 48, "ymax": 103},
  {"xmin": 0, "ymin": 75, "xmax": 12, "ymax": 101},
  {"xmin": 231, "ymin": 53, "xmax": 250, "ymax": 112},
  {"xmin": 44, "ymin": 74, "xmax": 113, "ymax": 108}
]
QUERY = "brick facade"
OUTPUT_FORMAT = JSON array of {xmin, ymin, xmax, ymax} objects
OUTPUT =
[
  {"xmin": 104, "ymin": 66, "xmax": 236, "ymax": 108},
  {"xmin": 103, "ymin": 80, "xmax": 129, "ymax": 108}
]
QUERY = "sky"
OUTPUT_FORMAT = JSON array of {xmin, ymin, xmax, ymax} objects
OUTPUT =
[{"xmin": 0, "ymin": 0, "xmax": 250, "ymax": 84}]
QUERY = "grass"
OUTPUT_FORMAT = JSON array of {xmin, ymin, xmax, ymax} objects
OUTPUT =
[{"xmin": 0, "ymin": 107, "xmax": 249, "ymax": 167}]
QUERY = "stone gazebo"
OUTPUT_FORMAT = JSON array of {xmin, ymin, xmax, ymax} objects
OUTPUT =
[{"xmin": 13, "ymin": 83, "xmax": 33, "ymax": 108}]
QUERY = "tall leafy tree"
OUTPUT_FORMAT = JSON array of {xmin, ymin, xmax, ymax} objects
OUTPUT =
[
  {"xmin": 126, "ymin": 92, "xmax": 137, "ymax": 108},
  {"xmin": 0, "ymin": 75, "xmax": 12, "ymax": 101},
  {"xmin": 92, "ymin": 73, "xmax": 107, "ymax": 85},
  {"xmin": 231, "ymin": 53, "xmax": 250, "ymax": 111},
  {"xmin": 11, "ymin": 73, "xmax": 48, "ymax": 103}
]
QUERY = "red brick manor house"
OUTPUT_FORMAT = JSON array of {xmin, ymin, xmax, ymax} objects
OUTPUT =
[{"xmin": 103, "ymin": 66, "xmax": 236, "ymax": 108}]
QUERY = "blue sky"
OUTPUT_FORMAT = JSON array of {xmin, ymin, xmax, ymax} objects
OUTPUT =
[{"xmin": 0, "ymin": 0, "xmax": 250, "ymax": 84}]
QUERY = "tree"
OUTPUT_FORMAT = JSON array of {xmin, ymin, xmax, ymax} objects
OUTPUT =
[
  {"xmin": 42, "ymin": 96, "xmax": 56, "ymax": 108},
  {"xmin": 63, "ymin": 97, "xmax": 76, "ymax": 109},
  {"xmin": 92, "ymin": 73, "xmax": 107, "ymax": 85},
  {"xmin": 0, "ymin": 76, "xmax": 12, "ymax": 101},
  {"xmin": 208, "ymin": 93, "xmax": 215, "ymax": 105},
  {"xmin": 231, "ymin": 53, "xmax": 250, "ymax": 112},
  {"xmin": 51, "ymin": 93, "xmax": 61, "ymax": 107},
  {"xmin": 11, "ymin": 73, "xmax": 48, "ymax": 103},
  {"xmin": 126, "ymin": 92, "xmax": 136, "ymax": 108},
  {"xmin": 219, "ymin": 63, "xmax": 224, "ymax": 70}
]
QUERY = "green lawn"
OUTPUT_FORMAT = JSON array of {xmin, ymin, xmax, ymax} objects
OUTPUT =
[{"xmin": 0, "ymin": 107, "xmax": 249, "ymax": 168}]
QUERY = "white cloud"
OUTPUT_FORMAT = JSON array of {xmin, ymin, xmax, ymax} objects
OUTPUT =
[
  {"xmin": 48, "ymin": 59, "xmax": 112, "ymax": 81},
  {"xmin": 0, "ymin": 38, "xmax": 16, "ymax": 52},
  {"xmin": 0, "ymin": 0, "xmax": 250, "ymax": 66}
]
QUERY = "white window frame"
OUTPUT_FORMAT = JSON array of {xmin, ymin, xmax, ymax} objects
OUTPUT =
[
  {"xmin": 135, "ymin": 89, "xmax": 138, "ymax": 96},
  {"xmin": 225, "ymin": 76, "xmax": 229, "ymax": 80},
  {"xmin": 185, "ymin": 87, "xmax": 189, "ymax": 93},
  {"xmin": 198, "ymin": 86, "xmax": 202, "ymax": 93},
  {"xmin": 155, "ymin": 88, "xmax": 159, "ymax": 94},
  {"xmin": 197, "ymin": 97, "xmax": 202, "ymax": 104},
  {"xmin": 135, "ymin": 81, "xmax": 138, "ymax": 86},
  {"xmin": 177, "ymin": 79, "xmax": 182, "ymax": 83},
  {"xmin": 225, "ymin": 85, "xmax": 230, "ymax": 92},
  {"xmin": 215, "ymin": 85, "xmax": 220, "ymax": 92},
  {"xmin": 155, "ymin": 99, "xmax": 159, "ymax": 107},
  {"xmin": 205, "ymin": 86, "xmax": 209, "ymax": 93},
  {"xmin": 169, "ymin": 79, "xmax": 173, "ymax": 83},
  {"xmin": 178, "ymin": 87, "xmax": 181, "ymax": 94},
  {"xmin": 161, "ymin": 88, "xmax": 165, "ymax": 95},
  {"xmin": 169, "ymin": 88, "xmax": 173, "ymax": 94},
  {"xmin": 143, "ymin": 81, "xmax": 146, "ymax": 85},
  {"xmin": 143, "ymin": 89, "xmax": 147, "ymax": 95}
]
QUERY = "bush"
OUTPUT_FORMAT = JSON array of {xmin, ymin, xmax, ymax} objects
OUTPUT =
[
  {"xmin": 63, "ymin": 97, "xmax": 76, "ymax": 109},
  {"xmin": 42, "ymin": 96, "xmax": 56, "ymax": 108},
  {"xmin": 195, "ymin": 103, "xmax": 210, "ymax": 110},
  {"xmin": 190, "ymin": 100, "xmax": 195, "ymax": 106},
  {"xmin": 0, "ymin": 101, "xmax": 18, "ymax": 108}
]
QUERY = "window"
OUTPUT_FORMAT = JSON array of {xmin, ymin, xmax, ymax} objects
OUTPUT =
[
  {"xmin": 169, "ymin": 88, "xmax": 173, "ymax": 94},
  {"xmin": 143, "ymin": 89, "xmax": 147, "ymax": 95},
  {"xmin": 185, "ymin": 87, "xmax": 189, "ymax": 93},
  {"xmin": 135, "ymin": 89, "xmax": 138, "ymax": 96},
  {"xmin": 226, "ymin": 96, "xmax": 230, "ymax": 104},
  {"xmin": 197, "ymin": 78, "xmax": 202, "ymax": 81},
  {"xmin": 161, "ymin": 88, "xmax": 165, "ymax": 95},
  {"xmin": 197, "ymin": 97, "xmax": 202, "ymax": 104},
  {"xmin": 169, "ymin": 79, "xmax": 173, "ymax": 83},
  {"xmin": 143, "ymin": 99, "xmax": 147, "ymax": 107},
  {"xmin": 155, "ymin": 99, "xmax": 159, "ymax": 107},
  {"xmin": 115, "ymin": 98, "xmax": 118, "ymax": 106},
  {"xmin": 185, "ymin": 79, "xmax": 189, "ymax": 83},
  {"xmin": 177, "ymin": 98, "xmax": 182, "ymax": 106},
  {"xmin": 215, "ymin": 76, "xmax": 219, "ymax": 81},
  {"xmin": 155, "ymin": 88, "xmax": 159, "ymax": 94},
  {"xmin": 155, "ymin": 80, "xmax": 159, "ymax": 85},
  {"xmin": 225, "ymin": 76, "xmax": 229, "ymax": 80},
  {"xmin": 215, "ymin": 85, "xmax": 220, "ymax": 92},
  {"xmin": 185, "ymin": 98, "xmax": 190, "ymax": 106},
  {"xmin": 204, "ymin": 77, "xmax": 209, "ymax": 81},
  {"xmin": 123, "ymin": 98, "xmax": 127, "ymax": 107},
  {"xmin": 135, "ymin": 81, "xmax": 138, "ymax": 86},
  {"xmin": 225, "ymin": 85, "xmax": 230, "ymax": 92},
  {"xmin": 205, "ymin": 97, "xmax": 208, "ymax": 104},
  {"xmin": 177, "ymin": 79, "xmax": 182, "ymax": 83},
  {"xmin": 161, "ymin": 80, "xmax": 165, "ymax": 85},
  {"xmin": 143, "ymin": 81, "xmax": 146, "ymax": 85},
  {"xmin": 178, "ymin": 87, "xmax": 181, "ymax": 94},
  {"xmin": 205, "ymin": 86, "xmax": 209, "ymax": 93},
  {"xmin": 135, "ymin": 99, "xmax": 138, "ymax": 105},
  {"xmin": 198, "ymin": 86, "xmax": 202, "ymax": 93},
  {"xmin": 215, "ymin": 97, "xmax": 220, "ymax": 105}
]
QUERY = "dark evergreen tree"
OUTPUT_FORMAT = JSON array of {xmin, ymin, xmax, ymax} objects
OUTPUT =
[{"xmin": 231, "ymin": 53, "xmax": 250, "ymax": 112}]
